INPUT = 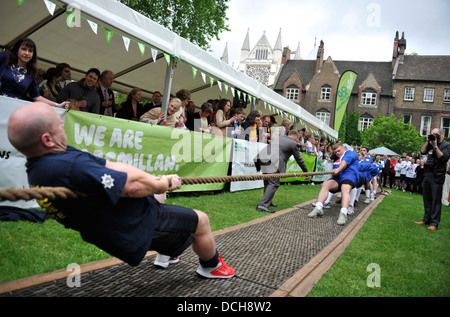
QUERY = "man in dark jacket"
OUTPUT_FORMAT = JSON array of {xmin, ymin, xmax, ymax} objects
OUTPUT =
[
  {"xmin": 57, "ymin": 68, "xmax": 101, "ymax": 114},
  {"xmin": 256, "ymin": 130, "xmax": 309, "ymax": 213},
  {"xmin": 416, "ymin": 128, "xmax": 450, "ymax": 231}
]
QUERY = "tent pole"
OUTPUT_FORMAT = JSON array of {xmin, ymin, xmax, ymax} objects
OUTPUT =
[{"xmin": 161, "ymin": 56, "xmax": 175, "ymax": 126}]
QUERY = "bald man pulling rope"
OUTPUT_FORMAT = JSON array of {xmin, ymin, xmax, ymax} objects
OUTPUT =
[{"xmin": 7, "ymin": 102, "xmax": 234, "ymax": 279}]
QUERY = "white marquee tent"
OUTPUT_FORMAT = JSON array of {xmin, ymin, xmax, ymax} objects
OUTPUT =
[{"xmin": 0, "ymin": 0, "xmax": 338, "ymax": 139}]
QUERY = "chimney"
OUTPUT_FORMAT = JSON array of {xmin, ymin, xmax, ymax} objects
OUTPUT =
[
  {"xmin": 392, "ymin": 31, "xmax": 399, "ymax": 70},
  {"xmin": 315, "ymin": 40, "xmax": 324, "ymax": 73},
  {"xmin": 398, "ymin": 32, "xmax": 406, "ymax": 63},
  {"xmin": 282, "ymin": 46, "xmax": 291, "ymax": 65}
]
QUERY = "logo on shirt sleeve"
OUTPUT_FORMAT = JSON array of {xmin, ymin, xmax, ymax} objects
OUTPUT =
[{"xmin": 101, "ymin": 174, "xmax": 115, "ymax": 189}]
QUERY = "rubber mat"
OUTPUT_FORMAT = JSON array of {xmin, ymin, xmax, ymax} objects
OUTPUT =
[{"xmin": 2, "ymin": 200, "xmax": 366, "ymax": 297}]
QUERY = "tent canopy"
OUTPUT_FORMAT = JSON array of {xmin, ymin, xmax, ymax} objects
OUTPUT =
[
  {"xmin": 369, "ymin": 146, "xmax": 399, "ymax": 156},
  {"xmin": 0, "ymin": 0, "xmax": 337, "ymax": 139}
]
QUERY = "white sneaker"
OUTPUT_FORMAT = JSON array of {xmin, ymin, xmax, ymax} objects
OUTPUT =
[
  {"xmin": 313, "ymin": 202, "xmax": 331, "ymax": 209},
  {"xmin": 364, "ymin": 198, "xmax": 371, "ymax": 204},
  {"xmin": 370, "ymin": 196, "xmax": 374, "ymax": 201},
  {"xmin": 154, "ymin": 253, "xmax": 180, "ymax": 269},
  {"xmin": 308, "ymin": 207, "xmax": 323, "ymax": 218},
  {"xmin": 348, "ymin": 206, "xmax": 354, "ymax": 215},
  {"xmin": 337, "ymin": 212, "xmax": 347, "ymax": 225}
]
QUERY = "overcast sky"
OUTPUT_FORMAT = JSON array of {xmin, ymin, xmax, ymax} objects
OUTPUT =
[{"xmin": 209, "ymin": 0, "xmax": 450, "ymax": 68}]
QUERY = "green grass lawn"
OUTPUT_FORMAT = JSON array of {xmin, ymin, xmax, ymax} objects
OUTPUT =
[{"xmin": 1, "ymin": 184, "xmax": 449, "ymax": 297}]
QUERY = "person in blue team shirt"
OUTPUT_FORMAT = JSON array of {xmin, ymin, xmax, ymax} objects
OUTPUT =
[
  {"xmin": 7, "ymin": 102, "xmax": 235, "ymax": 279},
  {"xmin": 309, "ymin": 143, "xmax": 359, "ymax": 225}
]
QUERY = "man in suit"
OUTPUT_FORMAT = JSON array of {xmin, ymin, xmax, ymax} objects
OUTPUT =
[
  {"xmin": 380, "ymin": 154, "xmax": 390, "ymax": 187},
  {"xmin": 256, "ymin": 130, "xmax": 309, "ymax": 213},
  {"xmin": 97, "ymin": 70, "xmax": 116, "ymax": 116}
]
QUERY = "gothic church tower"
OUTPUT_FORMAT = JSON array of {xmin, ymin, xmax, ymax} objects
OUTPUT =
[{"xmin": 238, "ymin": 29, "xmax": 300, "ymax": 87}]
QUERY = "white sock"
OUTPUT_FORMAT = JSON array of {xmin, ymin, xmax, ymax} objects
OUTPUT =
[
  {"xmin": 316, "ymin": 202, "xmax": 323, "ymax": 210},
  {"xmin": 324, "ymin": 192, "xmax": 333, "ymax": 205},
  {"xmin": 350, "ymin": 188, "xmax": 356, "ymax": 206},
  {"xmin": 340, "ymin": 207, "xmax": 348, "ymax": 215}
]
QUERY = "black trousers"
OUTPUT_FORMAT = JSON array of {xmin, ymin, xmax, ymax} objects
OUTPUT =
[{"xmin": 421, "ymin": 171, "xmax": 443, "ymax": 227}]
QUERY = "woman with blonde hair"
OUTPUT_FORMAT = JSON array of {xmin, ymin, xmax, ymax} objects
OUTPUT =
[{"xmin": 140, "ymin": 98, "xmax": 184, "ymax": 128}]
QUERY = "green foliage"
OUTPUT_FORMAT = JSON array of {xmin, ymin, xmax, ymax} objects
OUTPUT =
[
  {"xmin": 119, "ymin": 0, "xmax": 231, "ymax": 51},
  {"xmin": 361, "ymin": 114, "xmax": 423, "ymax": 154},
  {"xmin": 345, "ymin": 111, "xmax": 362, "ymax": 145}
]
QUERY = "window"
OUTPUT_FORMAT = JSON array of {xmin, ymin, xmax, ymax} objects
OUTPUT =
[
  {"xmin": 358, "ymin": 116, "xmax": 374, "ymax": 131},
  {"xmin": 316, "ymin": 110, "xmax": 331, "ymax": 126},
  {"xmin": 423, "ymin": 88, "xmax": 434, "ymax": 102},
  {"xmin": 444, "ymin": 89, "xmax": 450, "ymax": 103},
  {"xmin": 404, "ymin": 87, "xmax": 415, "ymax": 101},
  {"xmin": 361, "ymin": 90, "xmax": 377, "ymax": 106},
  {"xmin": 255, "ymin": 49, "xmax": 268, "ymax": 60},
  {"xmin": 320, "ymin": 85, "xmax": 331, "ymax": 101},
  {"xmin": 403, "ymin": 114, "xmax": 412, "ymax": 124},
  {"xmin": 286, "ymin": 86, "xmax": 299, "ymax": 100},
  {"xmin": 420, "ymin": 116, "xmax": 431, "ymax": 136},
  {"xmin": 442, "ymin": 117, "xmax": 450, "ymax": 138}
]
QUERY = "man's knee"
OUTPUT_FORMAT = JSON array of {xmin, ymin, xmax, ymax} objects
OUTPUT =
[{"xmin": 194, "ymin": 210, "xmax": 211, "ymax": 232}]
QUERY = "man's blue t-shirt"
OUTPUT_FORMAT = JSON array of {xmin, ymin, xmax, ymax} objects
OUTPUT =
[
  {"xmin": 332, "ymin": 150, "xmax": 359, "ymax": 185},
  {"xmin": 26, "ymin": 146, "xmax": 159, "ymax": 266}
]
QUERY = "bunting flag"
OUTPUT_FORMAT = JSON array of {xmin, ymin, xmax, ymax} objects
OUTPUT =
[
  {"xmin": 122, "ymin": 36, "xmax": 130, "ymax": 51},
  {"xmin": 192, "ymin": 67, "xmax": 197, "ymax": 79},
  {"xmin": 138, "ymin": 42, "xmax": 146, "ymax": 57},
  {"xmin": 217, "ymin": 81, "xmax": 222, "ymax": 91},
  {"xmin": 230, "ymin": 87, "xmax": 235, "ymax": 97},
  {"xmin": 209, "ymin": 76, "xmax": 214, "ymax": 87},
  {"xmin": 151, "ymin": 48, "xmax": 158, "ymax": 62},
  {"xmin": 43, "ymin": 0, "xmax": 56, "ymax": 15},
  {"xmin": 87, "ymin": 20, "xmax": 98, "ymax": 34},
  {"xmin": 105, "ymin": 28, "xmax": 113, "ymax": 45},
  {"xmin": 224, "ymin": 83, "xmax": 229, "ymax": 95},
  {"xmin": 164, "ymin": 53, "xmax": 171, "ymax": 66},
  {"xmin": 201, "ymin": 72, "xmax": 206, "ymax": 84},
  {"xmin": 334, "ymin": 70, "xmax": 357, "ymax": 132},
  {"xmin": 18, "ymin": 0, "xmax": 24, "ymax": 8}
]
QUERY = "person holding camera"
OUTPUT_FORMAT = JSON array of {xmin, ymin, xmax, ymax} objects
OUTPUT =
[{"xmin": 415, "ymin": 129, "xmax": 450, "ymax": 231}]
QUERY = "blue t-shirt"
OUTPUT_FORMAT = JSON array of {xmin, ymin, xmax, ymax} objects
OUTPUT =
[
  {"xmin": 0, "ymin": 52, "xmax": 40, "ymax": 99},
  {"xmin": 332, "ymin": 150, "xmax": 359, "ymax": 185},
  {"xmin": 26, "ymin": 146, "xmax": 159, "ymax": 266}
]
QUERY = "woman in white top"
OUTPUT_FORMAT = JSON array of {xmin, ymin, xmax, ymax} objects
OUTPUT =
[{"xmin": 213, "ymin": 98, "xmax": 236, "ymax": 135}]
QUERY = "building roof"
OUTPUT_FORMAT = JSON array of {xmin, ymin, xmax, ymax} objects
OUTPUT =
[
  {"xmin": 274, "ymin": 58, "xmax": 394, "ymax": 96},
  {"xmin": 394, "ymin": 55, "xmax": 450, "ymax": 82}
]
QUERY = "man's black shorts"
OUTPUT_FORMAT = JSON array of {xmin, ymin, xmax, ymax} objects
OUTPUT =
[
  {"xmin": 329, "ymin": 178, "xmax": 355, "ymax": 193},
  {"xmin": 149, "ymin": 204, "xmax": 198, "ymax": 257}
]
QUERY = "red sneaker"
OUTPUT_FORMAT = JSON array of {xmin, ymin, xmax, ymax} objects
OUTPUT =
[{"xmin": 196, "ymin": 254, "xmax": 235, "ymax": 279}]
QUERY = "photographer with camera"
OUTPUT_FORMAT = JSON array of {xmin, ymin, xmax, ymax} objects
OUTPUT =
[{"xmin": 415, "ymin": 129, "xmax": 450, "ymax": 231}]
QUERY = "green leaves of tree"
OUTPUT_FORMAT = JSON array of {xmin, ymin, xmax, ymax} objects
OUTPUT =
[{"xmin": 120, "ymin": 0, "xmax": 230, "ymax": 51}]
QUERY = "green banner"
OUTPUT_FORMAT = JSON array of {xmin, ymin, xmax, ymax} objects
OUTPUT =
[
  {"xmin": 64, "ymin": 111, "xmax": 232, "ymax": 192},
  {"xmin": 334, "ymin": 70, "xmax": 357, "ymax": 133},
  {"xmin": 280, "ymin": 153, "xmax": 317, "ymax": 182}
]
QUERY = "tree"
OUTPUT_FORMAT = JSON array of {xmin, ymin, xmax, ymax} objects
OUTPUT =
[
  {"xmin": 361, "ymin": 114, "xmax": 423, "ymax": 155},
  {"xmin": 345, "ymin": 111, "xmax": 361, "ymax": 145},
  {"xmin": 119, "ymin": 0, "xmax": 230, "ymax": 51}
]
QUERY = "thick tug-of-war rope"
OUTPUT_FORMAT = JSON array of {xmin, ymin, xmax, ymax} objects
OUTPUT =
[{"xmin": 0, "ymin": 171, "xmax": 332, "ymax": 202}]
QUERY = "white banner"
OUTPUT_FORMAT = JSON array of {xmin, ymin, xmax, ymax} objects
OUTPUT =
[
  {"xmin": 0, "ymin": 96, "xmax": 66, "ymax": 208},
  {"xmin": 230, "ymin": 139, "xmax": 266, "ymax": 192}
]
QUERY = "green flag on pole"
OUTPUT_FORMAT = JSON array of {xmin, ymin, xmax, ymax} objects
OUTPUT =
[{"xmin": 334, "ymin": 70, "xmax": 357, "ymax": 133}]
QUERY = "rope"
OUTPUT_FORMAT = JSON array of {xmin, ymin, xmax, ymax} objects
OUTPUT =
[{"xmin": 0, "ymin": 171, "xmax": 332, "ymax": 202}]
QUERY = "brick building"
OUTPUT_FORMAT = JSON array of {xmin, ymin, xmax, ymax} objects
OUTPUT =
[{"xmin": 273, "ymin": 32, "xmax": 450, "ymax": 137}]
